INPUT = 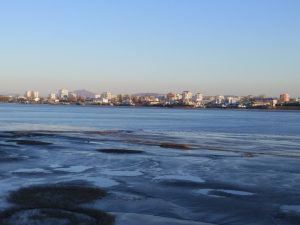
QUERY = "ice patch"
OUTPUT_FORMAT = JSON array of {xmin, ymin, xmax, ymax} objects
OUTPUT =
[
  {"xmin": 89, "ymin": 141, "xmax": 104, "ymax": 145},
  {"xmin": 196, "ymin": 189, "xmax": 214, "ymax": 196},
  {"xmin": 114, "ymin": 213, "xmax": 214, "ymax": 225},
  {"xmin": 154, "ymin": 174, "xmax": 205, "ymax": 183},
  {"xmin": 85, "ymin": 176, "xmax": 119, "ymax": 188},
  {"xmin": 54, "ymin": 166, "xmax": 93, "ymax": 173},
  {"xmin": 101, "ymin": 170, "xmax": 143, "ymax": 177},
  {"xmin": 196, "ymin": 188, "xmax": 254, "ymax": 197},
  {"xmin": 281, "ymin": 205, "xmax": 300, "ymax": 214},
  {"xmin": 49, "ymin": 164, "xmax": 61, "ymax": 168},
  {"xmin": 11, "ymin": 168, "xmax": 51, "ymax": 174},
  {"xmin": 217, "ymin": 189, "xmax": 254, "ymax": 196}
]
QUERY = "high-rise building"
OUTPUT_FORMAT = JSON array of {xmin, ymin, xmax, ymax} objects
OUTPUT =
[
  {"xmin": 58, "ymin": 89, "xmax": 69, "ymax": 100},
  {"xmin": 49, "ymin": 93, "xmax": 56, "ymax": 100},
  {"xmin": 166, "ymin": 92, "xmax": 176, "ymax": 101},
  {"xmin": 182, "ymin": 91, "xmax": 193, "ymax": 101},
  {"xmin": 279, "ymin": 93, "xmax": 290, "ymax": 102},
  {"xmin": 25, "ymin": 90, "xmax": 39, "ymax": 100},
  {"xmin": 194, "ymin": 93, "xmax": 203, "ymax": 102},
  {"xmin": 215, "ymin": 95, "xmax": 225, "ymax": 104},
  {"xmin": 101, "ymin": 92, "xmax": 112, "ymax": 100}
]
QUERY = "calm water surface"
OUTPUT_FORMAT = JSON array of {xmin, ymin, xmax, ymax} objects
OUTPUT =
[{"xmin": 0, "ymin": 104, "xmax": 299, "ymax": 135}]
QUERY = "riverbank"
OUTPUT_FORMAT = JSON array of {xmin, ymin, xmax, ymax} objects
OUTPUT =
[{"xmin": 1, "ymin": 102, "xmax": 300, "ymax": 111}]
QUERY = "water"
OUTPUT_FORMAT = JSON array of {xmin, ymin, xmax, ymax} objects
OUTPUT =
[
  {"xmin": 1, "ymin": 103, "xmax": 300, "ymax": 134},
  {"xmin": 0, "ymin": 104, "xmax": 300, "ymax": 225}
]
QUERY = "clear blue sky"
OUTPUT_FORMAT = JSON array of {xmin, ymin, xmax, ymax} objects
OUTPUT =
[{"xmin": 0, "ymin": 0, "xmax": 299, "ymax": 97}]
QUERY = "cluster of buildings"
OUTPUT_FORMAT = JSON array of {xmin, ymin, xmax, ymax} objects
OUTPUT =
[{"xmin": 0, "ymin": 89, "xmax": 299, "ymax": 109}]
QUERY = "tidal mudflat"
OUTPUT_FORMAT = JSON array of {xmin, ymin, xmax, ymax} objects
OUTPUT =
[{"xmin": 0, "ymin": 129, "xmax": 300, "ymax": 225}]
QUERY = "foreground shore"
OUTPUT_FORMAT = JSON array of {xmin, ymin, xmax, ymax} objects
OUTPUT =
[{"xmin": 0, "ymin": 130, "xmax": 299, "ymax": 225}]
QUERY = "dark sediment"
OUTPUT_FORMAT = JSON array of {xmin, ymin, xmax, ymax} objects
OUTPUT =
[
  {"xmin": 0, "ymin": 184, "xmax": 115, "ymax": 225},
  {"xmin": 275, "ymin": 211, "xmax": 300, "ymax": 225},
  {"xmin": 8, "ymin": 185, "xmax": 106, "ymax": 208},
  {"xmin": 6, "ymin": 140, "xmax": 52, "ymax": 146},
  {"xmin": 159, "ymin": 143, "xmax": 192, "ymax": 150},
  {"xmin": 242, "ymin": 152, "xmax": 255, "ymax": 157},
  {"xmin": 97, "ymin": 149, "xmax": 144, "ymax": 154},
  {"xmin": 0, "ymin": 207, "xmax": 114, "ymax": 225}
]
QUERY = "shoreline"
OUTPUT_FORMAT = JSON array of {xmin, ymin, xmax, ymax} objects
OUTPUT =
[{"xmin": 1, "ymin": 102, "xmax": 300, "ymax": 111}]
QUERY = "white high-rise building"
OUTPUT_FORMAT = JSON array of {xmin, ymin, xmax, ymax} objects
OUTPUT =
[
  {"xmin": 58, "ymin": 89, "xmax": 69, "ymax": 100},
  {"xmin": 25, "ymin": 90, "xmax": 39, "ymax": 100},
  {"xmin": 215, "ymin": 95, "xmax": 225, "ymax": 104},
  {"xmin": 49, "ymin": 93, "xmax": 56, "ymax": 100},
  {"xmin": 194, "ymin": 93, "xmax": 203, "ymax": 102},
  {"xmin": 182, "ymin": 91, "xmax": 193, "ymax": 101},
  {"xmin": 101, "ymin": 92, "xmax": 112, "ymax": 100}
]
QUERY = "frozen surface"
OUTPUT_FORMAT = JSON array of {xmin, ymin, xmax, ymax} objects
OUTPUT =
[
  {"xmin": 114, "ymin": 213, "xmax": 215, "ymax": 225},
  {"xmin": 11, "ymin": 168, "xmax": 51, "ymax": 174},
  {"xmin": 54, "ymin": 165, "xmax": 93, "ymax": 173},
  {"xmin": 154, "ymin": 174, "xmax": 205, "ymax": 183},
  {"xmin": 195, "ymin": 189, "xmax": 254, "ymax": 197},
  {"xmin": 281, "ymin": 205, "xmax": 300, "ymax": 215},
  {"xmin": 101, "ymin": 170, "xmax": 143, "ymax": 177}
]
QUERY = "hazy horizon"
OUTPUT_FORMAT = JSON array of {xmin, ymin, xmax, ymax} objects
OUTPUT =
[{"xmin": 1, "ymin": 0, "xmax": 299, "ymax": 97}]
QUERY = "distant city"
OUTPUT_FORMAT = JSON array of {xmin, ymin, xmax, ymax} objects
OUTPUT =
[{"xmin": 0, "ymin": 89, "xmax": 299, "ymax": 110}]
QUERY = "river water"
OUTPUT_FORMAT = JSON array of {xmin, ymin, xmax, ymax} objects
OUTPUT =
[{"xmin": 0, "ymin": 104, "xmax": 299, "ymax": 225}]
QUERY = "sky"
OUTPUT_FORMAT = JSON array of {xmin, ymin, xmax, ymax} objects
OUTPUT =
[{"xmin": 0, "ymin": 0, "xmax": 299, "ymax": 97}]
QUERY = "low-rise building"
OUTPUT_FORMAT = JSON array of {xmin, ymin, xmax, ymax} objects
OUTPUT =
[{"xmin": 279, "ymin": 93, "xmax": 290, "ymax": 102}]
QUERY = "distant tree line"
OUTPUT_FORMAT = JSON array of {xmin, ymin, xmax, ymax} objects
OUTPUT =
[{"xmin": 0, "ymin": 96, "xmax": 10, "ymax": 102}]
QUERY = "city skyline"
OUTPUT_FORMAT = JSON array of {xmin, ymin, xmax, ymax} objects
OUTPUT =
[
  {"xmin": 1, "ymin": 0, "xmax": 300, "ymax": 96},
  {"xmin": 3, "ymin": 88, "xmax": 297, "ymax": 110},
  {"xmin": 1, "ymin": 87, "xmax": 298, "ymax": 99}
]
